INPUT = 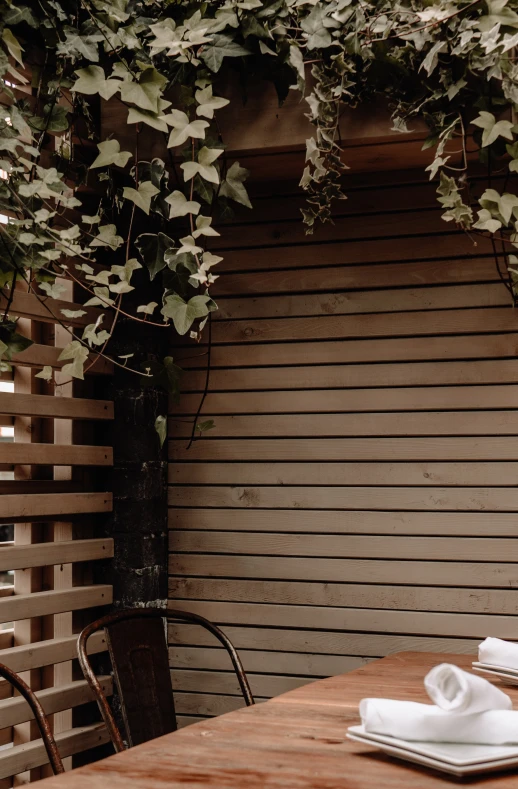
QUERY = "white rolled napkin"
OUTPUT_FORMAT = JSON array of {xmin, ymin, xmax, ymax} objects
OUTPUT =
[
  {"xmin": 360, "ymin": 698, "xmax": 518, "ymax": 744},
  {"xmin": 424, "ymin": 663, "xmax": 512, "ymax": 713},
  {"xmin": 479, "ymin": 637, "xmax": 518, "ymax": 670}
]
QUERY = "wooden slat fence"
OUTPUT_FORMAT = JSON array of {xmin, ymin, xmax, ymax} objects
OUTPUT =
[
  {"xmin": 0, "ymin": 282, "xmax": 113, "ymax": 784},
  {"xmin": 168, "ymin": 170, "xmax": 518, "ymax": 727}
]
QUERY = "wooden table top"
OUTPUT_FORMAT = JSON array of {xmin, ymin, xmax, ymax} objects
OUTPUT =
[{"xmin": 38, "ymin": 651, "xmax": 518, "ymax": 788}]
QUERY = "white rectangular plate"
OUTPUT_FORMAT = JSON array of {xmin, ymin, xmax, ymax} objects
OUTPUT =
[
  {"xmin": 347, "ymin": 726, "xmax": 518, "ymax": 777},
  {"xmin": 472, "ymin": 662, "xmax": 518, "ymax": 685}
]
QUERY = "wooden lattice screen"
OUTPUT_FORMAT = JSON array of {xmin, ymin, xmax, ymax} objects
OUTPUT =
[{"xmin": 0, "ymin": 279, "xmax": 113, "ymax": 784}]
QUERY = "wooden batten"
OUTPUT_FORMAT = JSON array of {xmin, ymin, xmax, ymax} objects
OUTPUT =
[{"xmin": 167, "ymin": 167, "xmax": 518, "ymax": 723}]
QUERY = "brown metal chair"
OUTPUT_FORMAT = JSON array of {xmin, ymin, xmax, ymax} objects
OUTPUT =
[
  {"xmin": 77, "ymin": 608, "xmax": 254, "ymax": 752},
  {"xmin": 0, "ymin": 662, "xmax": 64, "ymax": 774}
]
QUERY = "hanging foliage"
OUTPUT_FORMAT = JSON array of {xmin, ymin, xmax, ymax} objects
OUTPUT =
[{"xmin": 0, "ymin": 0, "xmax": 517, "ymax": 393}]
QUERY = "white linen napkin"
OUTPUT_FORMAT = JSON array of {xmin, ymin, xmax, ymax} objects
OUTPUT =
[
  {"xmin": 425, "ymin": 663, "xmax": 512, "ymax": 713},
  {"xmin": 479, "ymin": 637, "xmax": 518, "ymax": 670},
  {"xmin": 360, "ymin": 698, "xmax": 518, "ymax": 744}
]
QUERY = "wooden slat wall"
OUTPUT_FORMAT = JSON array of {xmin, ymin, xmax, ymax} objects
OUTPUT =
[
  {"xmin": 0, "ymin": 284, "xmax": 113, "ymax": 783},
  {"xmin": 168, "ymin": 169, "xmax": 518, "ymax": 727}
]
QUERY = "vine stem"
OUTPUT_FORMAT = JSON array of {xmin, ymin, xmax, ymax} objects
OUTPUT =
[{"xmin": 186, "ymin": 310, "xmax": 212, "ymax": 451}]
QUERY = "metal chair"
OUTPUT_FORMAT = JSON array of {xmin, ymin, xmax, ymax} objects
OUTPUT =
[
  {"xmin": 0, "ymin": 662, "xmax": 64, "ymax": 774},
  {"xmin": 77, "ymin": 608, "xmax": 254, "ymax": 752}
]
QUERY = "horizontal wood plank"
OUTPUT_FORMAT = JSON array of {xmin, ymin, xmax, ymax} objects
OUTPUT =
[
  {"xmin": 0, "ymin": 290, "xmax": 102, "ymax": 327},
  {"xmin": 0, "ymin": 585, "xmax": 112, "ymax": 624},
  {"xmin": 169, "ymin": 486, "xmax": 518, "ymax": 512},
  {"xmin": 0, "ymin": 444, "xmax": 112, "ymax": 466},
  {"xmin": 169, "ymin": 554, "xmax": 518, "ymax": 588},
  {"xmin": 169, "ymin": 461, "xmax": 518, "ymax": 487},
  {"xmin": 0, "ymin": 723, "xmax": 109, "ymax": 779},
  {"xmin": 169, "ymin": 530, "xmax": 518, "ymax": 561},
  {"xmin": 0, "ymin": 676, "xmax": 112, "ymax": 728},
  {"xmin": 168, "ymin": 600, "xmax": 518, "ymax": 640},
  {"xmin": 169, "ymin": 579, "xmax": 518, "ymax": 616},
  {"xmin": 0, "ymin": 631, "xmax": 106, "ymax": 673},
  {"xmin": 168, "ymin": 508, "xmax": 518, "ymax": 536},
  {"xmin": 0, "ymin": 392, "xmax": 113, "ymax": 420},
  {"xmin": 171, "ymin": 669, "xmax": 310, "ymax": 698},
  {"xmin": 170, "ymin": 411, "xmax": 518, "ymax": 438},
  {"xmin": 11, "ymin": 344, "xmax": 111, "ymax": 375},
  {"xmin": 0, "ymin": 539, "xmax": 114, "ymax": 571},
  {"xmin": 170, "ymin": 437, "xmax": 518, "ymax": 462},
  {"xmin": 0, "ymin": 492, "xmax": 112, "ymax": 522},
  {"xmin": 173, "ymin": 385, "xmax": 518, "ymax": 415}
]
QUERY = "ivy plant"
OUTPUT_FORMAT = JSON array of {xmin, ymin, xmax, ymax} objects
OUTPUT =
[{"xmin": 0, "ymin": 0, "xmax": 517, "ymax": 406}]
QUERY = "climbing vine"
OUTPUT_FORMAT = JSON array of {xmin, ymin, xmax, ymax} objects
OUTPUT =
[{"xmin": 1, "ymin": 0, "xmax": 518, "ymax": 415}]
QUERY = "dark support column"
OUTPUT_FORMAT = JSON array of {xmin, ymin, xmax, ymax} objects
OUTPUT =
[{"xmin": 103, "ymin": 292, "xmax": 169, "ymax": 609}]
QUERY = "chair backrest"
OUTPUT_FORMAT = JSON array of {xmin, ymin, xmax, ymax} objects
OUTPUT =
[
  {"xmin": 0, "ymin": 662, "xmax": 64, "ymax": 775},
  {"xmin": 78, "ymin": 608, "xmax": 254, "ymax": 753}
]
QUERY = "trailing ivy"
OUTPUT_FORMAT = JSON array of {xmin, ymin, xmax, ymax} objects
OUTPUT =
[{"xmin": 0, "ymin": 0, "xmax": 518, "ymax": 396}]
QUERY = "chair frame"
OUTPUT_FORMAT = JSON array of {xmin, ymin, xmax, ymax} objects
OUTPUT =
[
  {"xmin": 0, "ymin": 662, "xmax": 64, "ymax": 774},
  {"xmin": 78, "ymin": 608, "xmax": 254, "ymax": 753}
]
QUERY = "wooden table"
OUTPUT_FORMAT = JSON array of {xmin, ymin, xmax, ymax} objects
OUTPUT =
[{"xmin": 38, "ymin": 652, "xmax": 518, "ymax": 788}]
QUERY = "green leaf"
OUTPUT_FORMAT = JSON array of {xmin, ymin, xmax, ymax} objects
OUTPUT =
[
  {"xmin": 165, "ymin": 190, "xmax": 201, "ymax": 219},
  {"xmin": 136, "ymin": 301, "xmax": 158, "ymax": 315},
  {"xmin": 135, "ymin": 232, "xmax": 175, "ymax": 280},
  {"xmin": 200, "ymin": 34, "xmax": 251, "ymax": 72},
  {"xmin": 300, "ymin": 6, "xmax": 332, "ymax": 49},
  {"xmin": 195, "ymin": 86, "xmax": 230, "ymax": 119},
  {"xmin": 29, "ymin": 104, "xmax": 69, "ymax": 133},
  {"xmin": 57, "ymin": 340, "xmax": 89, "ymax": 380},
  {"xmin": 472, "ymin": 111, "xmax": 514, "ymax": 148},
  {"xmin": 197, "ymin": 419, "xmax": 215, "ymax": 434},
  {"xmin": 73, "ymin": 66, "xmax": 121, "ymax": 101},
  {"xmin": 0, "ymin": 322, "xmax": 33, "ymax": 360},
  {"xmin": 219, "ymin": 162, "xmax": 252, "ymax": 208},
  {"xmin": 61, "ymin": 309, "xmax": 87, "ymax": 319},
  {"xmin": 473, "ymin": 208, "xmax": 502, "ymax": 233},
  {"xmin": 181, "ymin": 147, "xmax": 223, "ymax": 185},
  {"xmin": 2, "ymin": 28, "xmax": 24, "ymax": 66},
  {"xmin": 155, "ymin": 415, "xmax": 167, "ymax": 448},
  {"xmin": 161, "ymin": 293, "xmax": 211, "ymax": 335},
  {"xmin": 91, "ymin": 139, "xmax": 133, "ymax": 169},
  {"xmin": 35, "ymin": 365, "xmax": 53, "ymax": 381},
  {"xmin": 141, "ymin": 355, "xmax": 182, "ymax": 398},
  {"xmin": 39, "ymin": 281, "xmax": 66, "ymax": 299},
  {"xmin": 420, "ymin": 41, "xmax": 447, "ymax": 76},
  {"xmin": 56, "ymin": 27, "xmax": 101, "ymax": 62},
  {"xmin": 3, "ymin": 5, "xmax": 39, "ymax": 27},
  {"xmin": 126, "ymin": 106, "xmax": 169, "ymax": 132},
  {"xmin": 90, "ymin": 224, "xmax": 124, "ymax": 250},
  {"xmin": 120, "ymin": 67, "xmax": 167, "ymax": 113},
  {"xmin": 122, "ymin": 181, "xmax": 160, "ymax": 215},
  {"xmin": 162, "ymin": 109, "xmax": 209, "ymax": 148}
]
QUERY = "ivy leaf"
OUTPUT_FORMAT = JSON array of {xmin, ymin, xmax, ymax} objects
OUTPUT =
[
  {"xmin": 3, "ymin": 5, "xmax": 39, "ymax": 27},
  {"xmin": 195, "ymin": 86, "xmax": 230, "ymax": 119},
  {"xmin": 135, "ymin": 232, "xmax": 175, "ymax": 280},
  {"xmin": 155, "ymin": 415, "xmax": 167, "ymax": 448},
  {"xmin": 137, "ymin": 301, "xmax": 158, "ymax": 315},
  {"xmin": 289, "ymin": 45, "xmax": 305, "ymax": 91},
  {"xmin": 91, "ymin": 139, "xmax": 133, "ymax": 169},
  {"xmin": 192, "ymin": 215, "xmax": 220, "ymax": 238},
  {"xmin": 480, "ymin": 188, "xmax": 518, "ymax": 224},
  {"xmin": 122, "ymin": 181, "xmax": 160, "ymax": 215},
  {"xmin": 472, "ymin": 111, "xmax": 514, "ymax": 147},
  {"xmin": 161, "ymin": 293, "xmax": 212, "ymax": 335},
  {"xmin": 29, "ymin": 104, "xmax": 69, "ymax": 133},
  {"xmin": 219, "ymin": 162, "xmax": 252, "ymax": 208},
  {"xmin": 473, "ymin": 208, "xmax": 502, "ymax": 233},
  {"xmin": 200, "ymin": 33, "xmax": 251, "ymax": 72},
  {"xmin": 90, "ymin": 224, "xmax": 124, "ymax": 250},
  {"xmin": 165, "ymin": 190, "xmax": 201, "ymax": 219},
  {"xmin": 0, "ymin": 322, "xmax": 33, "ymax": 360},
  {"xmin": 2, "ymin": 28, "xmax": 24, "ymax": 66},
  {"xmin": 35, "ymin": 365, "xmax": 53, "ymax": 381},
  {"xmin": 181, "ymin": 147, "xmax": 223, "ymax": 184},
  {"xmin": 73, "ymin": 66, "xmax": 121, "ymax": 101},
  {"xmin": 120, "ymin": 67, "xmax": 167, "ymax": 113},
  {"xmin": 197, "ymin": 419, "xmax": 215, "ymax": 434},
  {"xmin": 61, "ymin": 308, "xmax": 87, "ymax": 319},
  {"xmin": 161, "ymin": 109, "xmax": 209, "ymax": 147},
  {"xmin": 301, "ymin": 6, "xmax": 332, "ymax": 49},
  {"xmin": 56, "ymin": 26, "xmax": 101, "ymax": 62},
  {"xmin": 126, "ymin": 106, "xmax": 169, "ymax": 132},
  {"xmin": 177, "ymin": 235, "xmax": 204, "ymax": 255},
  {"xmin": 39, "ymin": 280, "xmax": 66, "ymax": 299},
  {"xmin": 58, "ymin": 340, "xmax": 89, "ymax": 380},
  {"xmin": 142, "ymin": 356, "xmax": 182, "ymax": 398},
  {"xmin": 420, "ymin": 41, "xmax": 447, "ymax": 76}
]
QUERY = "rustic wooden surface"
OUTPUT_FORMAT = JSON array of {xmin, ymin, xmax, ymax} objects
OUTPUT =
[{"xmin": 35, "ymin": 651, "xmax": 518, "ymax": 788}]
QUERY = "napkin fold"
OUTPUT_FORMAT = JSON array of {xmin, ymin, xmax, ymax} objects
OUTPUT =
[
  {"xmin": 360, "ymin": 698, "xmax": 518, "ymax": 745},
  {"xmin": 424, "ymin": 663, "xmax": 512, "ymax": 713},
  {"xmin": 479, "ymin": 637, "xmax": 518, "ymax": 671}
]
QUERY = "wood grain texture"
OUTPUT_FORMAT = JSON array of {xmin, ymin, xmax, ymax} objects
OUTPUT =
[
  {"xmin": 33, "ymin": 653, "xmax": 518, "ymax": 789},
  {"xmin": 0, "ymin": 492, "xmax": 112, "ymax": 521},
  {"xmin": 0, "ymin": 392, "xmax": 113, "ymax": 420},
  {"xmin": 0, "ymin": 443, "xmax": 112, "ymax": 466},
  {"xmin": 168, "ymin": 175, "xmax": 518, "ymax": 724}
]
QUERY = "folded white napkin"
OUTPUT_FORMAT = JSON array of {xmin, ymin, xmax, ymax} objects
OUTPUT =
[
  {"xmin": 360, "ymin": 698, "xmax": 518, "ymax": 744},
  {"xmin": 479, "ymin": 637, "xmax": 518, "ymax": 671},
  {"xmin": 425, "ymin": 663, "xmax": 511, "ymax": 713}
]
